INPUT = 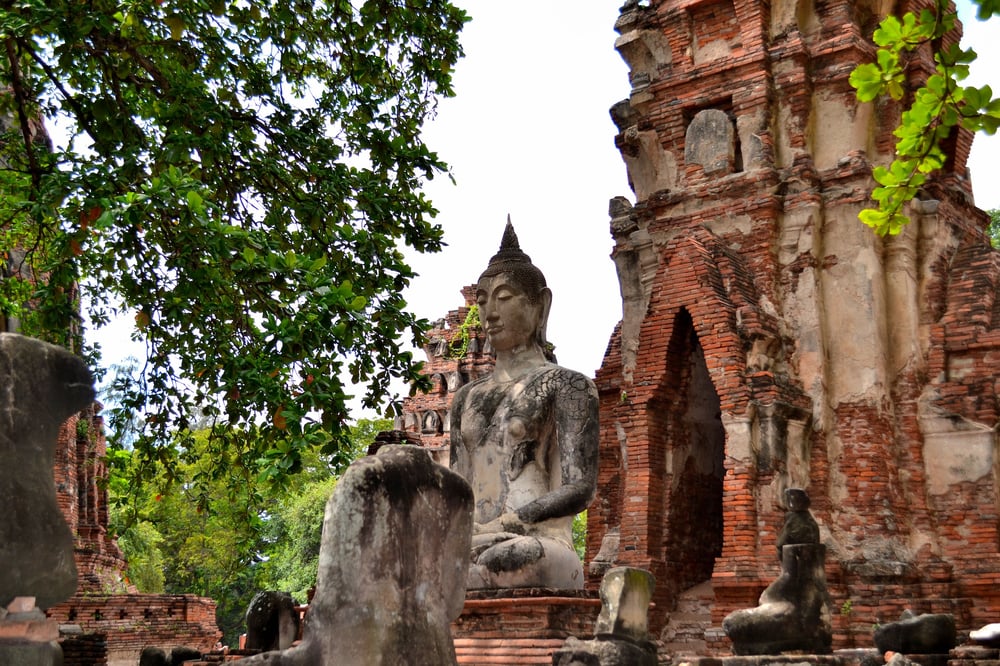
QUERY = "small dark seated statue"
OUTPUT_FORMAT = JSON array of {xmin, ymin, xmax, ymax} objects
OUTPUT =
[
  {"xmin": 723, "ymin": 488, "xmax": 832, "ymax": 655},
  {"xmin": 776, "ymin": 487, "xmax": 820, "ymax": 556}
]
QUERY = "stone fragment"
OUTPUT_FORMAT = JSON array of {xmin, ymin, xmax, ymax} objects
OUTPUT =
[
  {"xmin": 873, "ymin": 612, "xmax": 956, "ymax": 655},
  {"xmin": 553, "ymin": 636, "xmax": 657, "ymax": 666},
  {"xmin": 234, "ymin": 444, "xmax": 473, "ymax": 665},
  {"xmin": 244, "ymin": 591, "xmax": 299, "ymax": 652},
  {"xmin": 594, "ymin": 567, "xmax": 655, "ymax": 642},
  {"xmin": 0, "ymin": 333, "xmax": 95, "ymax": 611},
  {"xmin": 552, "ymin": 567, "xmax": 657, "ymax": 666},
  {"xmin": 684, "ymin": 108, "xmax": 735, "ymax": 175},
  {"xmin": 970, "ymin": 622, "xmax": 1000, "ymax": 648},
  {"xmin": 723, "ymin": 489, "xmax": 832, "ymax": 655}
]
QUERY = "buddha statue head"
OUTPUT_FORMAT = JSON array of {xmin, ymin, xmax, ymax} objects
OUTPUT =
[{"xmin": 477, "ymin": 220, "xmax": 554, "ymax": 361}]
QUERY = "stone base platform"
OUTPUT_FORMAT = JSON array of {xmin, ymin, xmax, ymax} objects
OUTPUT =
[
  {"xmin": 670, "ymin": 647, "xmax": 1000, "ymax": 666},
  {"xmin": 451, "ymin": 589, "xmax": 601, "ymax": 665}
]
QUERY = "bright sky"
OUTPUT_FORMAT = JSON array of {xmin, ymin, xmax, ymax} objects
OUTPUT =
[
  {"xmin": 402, "ymin": 0, "xmax": 1000, "ymax": 390},
  {"xmin": 88, "ymin": 2, "xmax": 1000, "ymax": 416}
]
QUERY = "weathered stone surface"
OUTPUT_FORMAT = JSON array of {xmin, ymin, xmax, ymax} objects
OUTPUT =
[
  {"xmin": 873, "ymin": 612, "xmax": 956, "ymax": 655},
  {"xmin": 551, "ymin": 567, "xmax": 657, "ymax": 666},
  {"xmin": 594, "ymin": 567, "xmax": 654, "ymax": 642},
  {"xmin": 971, "ymin": 623, "xmax": 1000, "ymax": 648},
  {"xmin": 139, "ymin": 646, "xmax": 169, "ymax": 666},
  {"xmin": 450, "ymin": 221, "xmax": 599, "ymax": 591},
  {"xmin": 552, "ymin": 636, "xmax": 657, "ymax": 666},
  {"xmin": 723, "ymin": 543, "xmax": 832, "ymax": 655},
  {"xmin": 244, "ymin": 591, "xmax": 298, "ymax": 652},
  {"xmin": 0, "ymin": 639, "xmax": 63, "ymax": 666},
  {"xmin": 684, "ymin": 109, "xmax": 735, "ymax": 175},
  {"xmin": 0, "ymin": 333, "xmax": 94, "ymax": 610},
  {"xmin": 235, "ymin": 444, "xmax": 473, "ymax": 665}
]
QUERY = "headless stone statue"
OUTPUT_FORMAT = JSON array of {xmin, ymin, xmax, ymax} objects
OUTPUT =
[
  {"xmin": 553, "ymin": 567, "xmax": 658, "ymax": 666},
  {"xmin": 723, "ymin": 488, "xmax": 832, "ymax": 655},
  {"xmin": 450, "ymin": 221, "xmax": 600, "ymax": 590},
  {"xmin": 0, "ymin": 333, "xmax": 95, "ymax": 610},
  {"xmin": 235, "ymin": 445, "xmax": 473, "ymax": 666}
]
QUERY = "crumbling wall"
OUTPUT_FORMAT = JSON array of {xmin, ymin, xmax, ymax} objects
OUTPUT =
[{"xmin": 592, "ymin": 0, "xmax": 1000, "ymax": 649}]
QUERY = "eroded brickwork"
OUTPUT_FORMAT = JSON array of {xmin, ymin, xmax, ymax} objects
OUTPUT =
[
  {"xmin": 397, "ymin": 285, "xmax": 495, "ymax": 462},
  {"xmin": 591, "ymin": 0, "xmax": 1000, "ymax": 651},
  {"xmin": 48, "ymin": 404, "xmax": 221, "ymax": 661}
]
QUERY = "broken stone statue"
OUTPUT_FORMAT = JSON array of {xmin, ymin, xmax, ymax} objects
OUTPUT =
[
  {"xmin": 874, "ymin": 610, "xmax": 956, "ymax": 655},
  {"xmin": 552, "ymin": 567, "xmax": 658, "ymax": 666},
  {"xmin": 449, "ymin": 220, "xmax": 600, "ymax": 590},
  {"xmin": 0, "ymin": 333, "xmax": 95, "ymax": 611},
  {"xmin": 235, "ymin": 444, "xmax": 473, "ymax": 666},
  {"xmin": 245, "ymin": 591, "xmax": 300, "ymax": 652},
  {"xmin": 723, "ymin": 488, "xmax": 833, "ymax": 655}
]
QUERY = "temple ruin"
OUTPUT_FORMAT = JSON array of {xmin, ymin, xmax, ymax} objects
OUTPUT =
[
  {"xmin": 397, "ymin": 0, "xmax": 1000, "ymax": 660},
  {"xmin": 588, "ymin": 0, "xmax": 1000, "ymax": 652}
]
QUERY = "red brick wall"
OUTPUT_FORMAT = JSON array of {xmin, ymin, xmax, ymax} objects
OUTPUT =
[
  {"xmin": 48, "ymin": 594, "xmax": 220, "ymax": 663},
  {"xmin": 593, "ymin": 0, "xmax": 1000, "ymax": 649},
  {"xmin": 397, "ymin": 286, "xmax": 495, "ymax": 462}
]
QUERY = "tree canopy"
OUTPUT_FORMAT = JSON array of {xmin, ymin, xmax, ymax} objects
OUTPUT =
[
  {"xmin": 110, "ymin": 418, "xmax": 390, "ymax": 644},
  {"xmin": 850, "ymin": 0, "xmax": 999, "ymax": 235},
  {"xmin": 0, "ymin": 1, "xmax": 468, "ymax": 485}
]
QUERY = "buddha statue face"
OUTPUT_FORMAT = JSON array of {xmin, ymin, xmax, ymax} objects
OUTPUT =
[{"xmin": 476, "ymin": 273, "xmax": 546, "ymax": 353}]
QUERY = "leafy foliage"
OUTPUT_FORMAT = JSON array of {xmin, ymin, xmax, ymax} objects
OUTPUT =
[
  {"xmin": 108, "ymin": 418, "xmax": 389, "ymax": 645},
  {"xmin": 572, "ymin": 510, "xmax": 587, "ymax": 561},
  {"xmin": 0, "ymin": 0, "xmax": 468, "ymax": 488},
  {"xmin": 988, "ymin": 208, "xmax": 1000, "ymax": 247},
  {"xmin": 850, "ymin": 0, "xmax": 1000, "ymax": 235}
]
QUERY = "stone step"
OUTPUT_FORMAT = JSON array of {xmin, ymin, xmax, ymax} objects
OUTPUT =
[
  {"xmin": 454, "ymin": 637, "xmax": 565, "ymax": 665},
  {"xmin": 663, "ymin": 639, "xmax": 708, "ymax": 653}
]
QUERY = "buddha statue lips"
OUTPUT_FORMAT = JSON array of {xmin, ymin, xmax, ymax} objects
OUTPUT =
[{"xmin": 449, "ymin": 220, "xmax": 599, "ymax": 590}]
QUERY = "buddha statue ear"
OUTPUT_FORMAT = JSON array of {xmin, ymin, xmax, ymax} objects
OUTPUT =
[{"xmin": 536, "ymin": 286, "xmax": 553, "ymax": 360}]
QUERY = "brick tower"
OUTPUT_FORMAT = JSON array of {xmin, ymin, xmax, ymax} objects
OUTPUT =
[
  {"xmin": 590, "ymin": 0, "xmax": 1000, "ymax": 651},
  {"xmin": 397, "ymin": 286, "xmax": 494, "ymax": 463}
]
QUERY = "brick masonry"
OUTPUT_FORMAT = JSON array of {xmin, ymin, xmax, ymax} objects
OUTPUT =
[
  {"xmin": 46, "ymin": 404, "xmax": 221, "ymax": 663},
  {"xmin": 589, "ymin": 0, "xmax": 1000, "ymax": 652},
  {"xmin": 396, "ymin": 285, "xmax": 495, "ymax": 462}
]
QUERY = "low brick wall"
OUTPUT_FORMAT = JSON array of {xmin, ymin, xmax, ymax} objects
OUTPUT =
[{"xmin": 48, "ymin": 594, "xmax": 220, "ymax": 666}]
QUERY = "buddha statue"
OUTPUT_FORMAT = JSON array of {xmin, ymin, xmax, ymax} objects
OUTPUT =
[{"xmin": 449, "ymin": 221, "xmax": 599, "ymax": 590}]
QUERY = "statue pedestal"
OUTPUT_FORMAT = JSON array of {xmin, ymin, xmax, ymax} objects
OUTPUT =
[{"xmin": 452, "ymin": 589, "xmax": 600, "ymax": 664}]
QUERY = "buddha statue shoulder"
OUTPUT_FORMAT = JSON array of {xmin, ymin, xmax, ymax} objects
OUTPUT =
[{"xmin": 449, "ymin": 221, "xmax": 599, "ymax": 590}]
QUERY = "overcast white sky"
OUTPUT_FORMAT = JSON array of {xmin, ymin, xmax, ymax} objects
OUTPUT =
[
  {"xmin": 402, "ymin": 0, "xmax": 1000, "ymax": 388},
  {"xmin": 89, "ymin": 2, "xmax": 1000, "ymax": 417}
]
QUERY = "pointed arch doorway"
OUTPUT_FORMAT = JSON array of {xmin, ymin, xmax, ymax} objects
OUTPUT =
[{"xmin": 654, "ymin": 308, "xmax": 726, "ymax": 599}]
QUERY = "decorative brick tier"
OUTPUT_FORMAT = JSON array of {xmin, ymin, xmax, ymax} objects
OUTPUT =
[{"xmin": 451, "ymin": 590, "xmax": 601, "ymax": 665}]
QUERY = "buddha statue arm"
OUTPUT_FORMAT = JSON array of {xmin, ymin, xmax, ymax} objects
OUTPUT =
[
  {"xmin": 514, "ymin": 370, "xmax": 599, "ymax": 526},
  {"xmin": 448, "ymin": 385, "xmax": 473, "ymax": 481}
]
